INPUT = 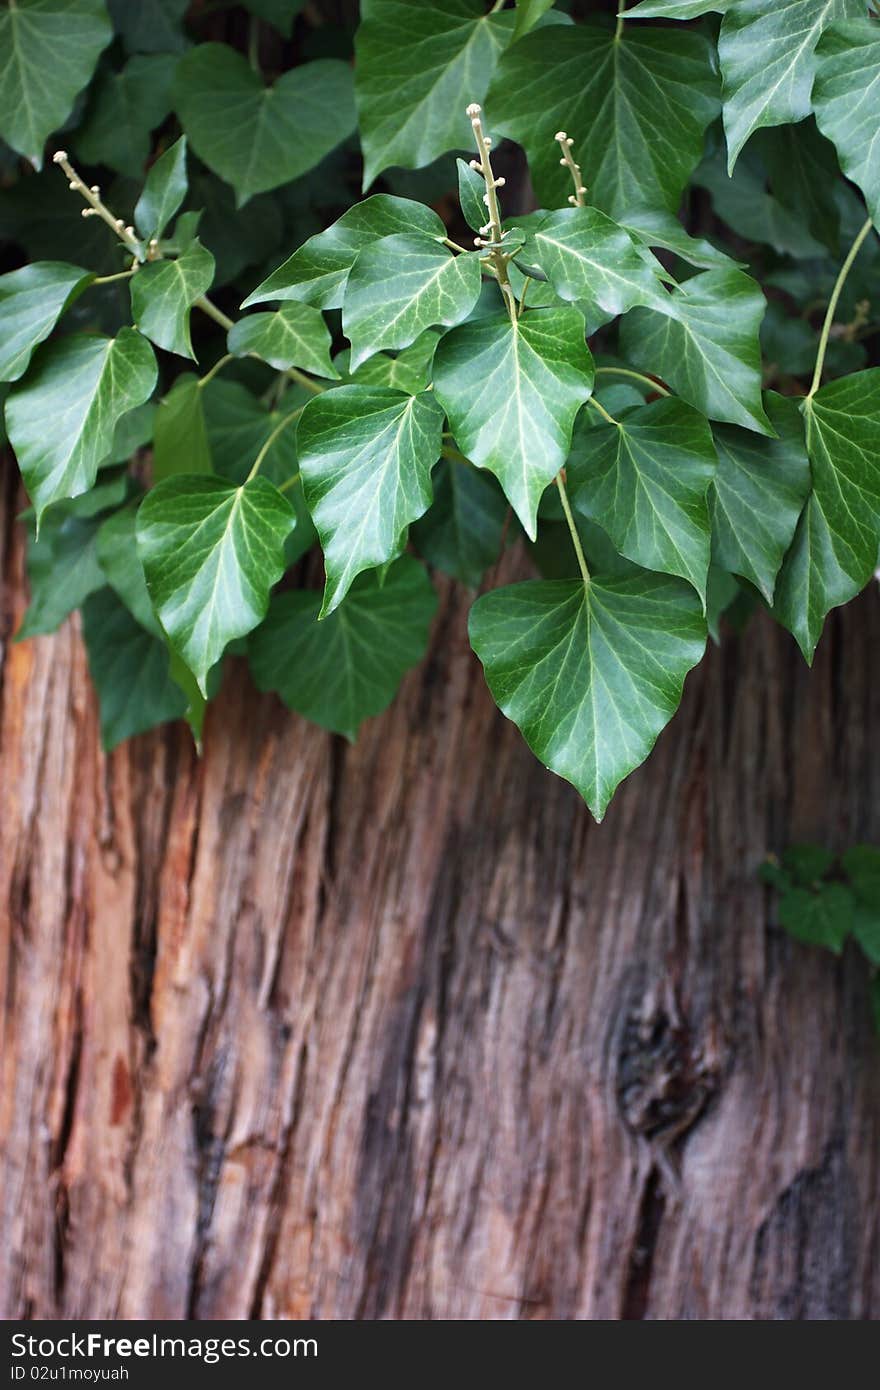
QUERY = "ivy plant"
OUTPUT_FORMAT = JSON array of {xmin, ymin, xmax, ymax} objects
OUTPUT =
[{"xmin": 2, "ymin": 0, "xmax": 880, "ymax": 822}]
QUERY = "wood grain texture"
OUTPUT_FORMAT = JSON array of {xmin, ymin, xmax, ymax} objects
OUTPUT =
[{"xmin": 1, "ymin": 455, "xmax": 879, "ymax": 1321}]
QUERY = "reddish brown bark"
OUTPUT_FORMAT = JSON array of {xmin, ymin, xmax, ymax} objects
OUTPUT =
[{"xmin": 1, "ymin": 456, "xmax": 879, "ymax": 1320}]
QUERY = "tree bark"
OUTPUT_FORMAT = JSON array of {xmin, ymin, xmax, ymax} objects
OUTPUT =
[{"xmin": 1, "ymin": 456, "xmax": 879, "ymax": 1321}]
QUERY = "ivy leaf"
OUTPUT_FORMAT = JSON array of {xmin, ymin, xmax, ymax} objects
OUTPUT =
[
  {"xmin": 842, "ymin": 845, "xmax": 880, "ymax": 912},
  {"xmin": 717, "ymin": 0, "xmax": 863, "ymax": 172},
  {"xmin": 242, "ymin": 195, "xmax": 446, "ymax": 311},
  {"xmin": 152, "ymin": 374, "xmax": 212, "ymax": 482},
  {"xmin": 457, "ymin": 157, "xmax": 486, "ymax": 233},
  {"xmin": 5, "ymin": 328, "xmax": 157, "ymax": 526},
  {"xmin": 413, "ymin": 457, "xmax": 509, "ymax": 587},
  {"xmin": 82, "ymin": 588, "xmax": 187, "ymax": 749},
  {"xmin": 136, "ymin": 474, "xmax": 296, "ymax": 693},
  {"xmin": 296, "ymin": 384, "xmax": 444, "ymax": 615},
  {"xmin": 343, "ymin": 235, "xmax": 482, "ymax": 371},
  {"xmin": 201, "ymin": 379, "xmax": 306, "ymax": 500},
  {"xmin": 568, "ymin": 399, "xmax": 716, "ymax": 602},
  {"xmin": 97, "ymin": 504, "xmax": 162, "ymax": 638},
  {"xmin": 620, "ymin": 270, "xmax": 772, "ymax": 434},
  {"xmin": 469, "ymin": 573, "xmax": 706, "ymax": 820},
  {"xmin": 229, "ymin": 303, "xmax": 339, "ymax": 379},
  {"xmin": 355, "ymin": 0, "xmax": 513, "ymax": 189},
  {"xmin": 108, "ymin": 0, "xmax": 189, "ymax": 54},
  {"xmin": 174, "ymin": 43, "xmax": 356, "ymax": 206},
  {"xmin": 695, "ymin": 144, "xmax": 830, "ymax": 260},
  {"xmin": 775, "ymin": 370, "xmax": 880, "ymax": 662},
  {"xmin": 777, "ymin": 883, "xmax": 853, "ymax": 954},
  {"xmin": 250, "ymin": 555, "xmax": 436, "ymax": 740},
  {"xmin": 711, "ymin": 392, "xmax": 810, "ymax": 603},
  {"xmin": 513, "ymin": 0, "xmax": 556, "ymax": 39},
  {"xmin": 0, "ymin": 261, "xmax": 94, "ymax": 383},
  {"xmin": 0, "ymin": 0, "xmax": 112, "ymax": 166},
  {"xmin": 73, "ymin": 53, "xmax": 176, "ymax": 175},
  {"xmin": 130, "ymin": 239, "xmax": 215, "ymax": 360},
  {"xmin": 433, "ymin": 307, "xmax": 594, "ymax": 539},
  {"xmin": 242, "ymin": 0, "xmax": 307, "ymax": 36},
  {"xmin": 618, "ymin": 206, "xmax": 744, "ymax": 273},
  {"xmin": 134, "ymin": 135, "xmax": 188, "ymax": 242},
  {"xmin": 17, "ymin": 475, "xmax": 129, "ymax": 640},
  {"xmin": 488, "ymin": 21, "xmax": 719, "ymax": 216},
  {"xmin": 626, "ymin": 1, "xmax": 733, "ymax": 14},
  {"xmin": 813, "ymin": 20, "xmax": 880, "ymax": 228},
  {"xmin": 336, "ymin": 331, "xmax": 440, "ymax": 395},
  {"xmin": 753, "ymin": 122, "xmax": 841, "ymax": 256},
  {"xmin": 522, "ymin": 207, "xmax": 669, "ymax": 330}
]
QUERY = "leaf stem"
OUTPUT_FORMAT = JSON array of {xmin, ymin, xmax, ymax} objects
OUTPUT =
[
  {"xmin": 247, "ymin": 407, "xmax": 304, "ymax": 482},
  {"xmin": 248, "ymin": 15, "xmax": 261, "ymax": 71},
  {"xmin": 443, "ymin": 237, "xmax": 471, "ymax": 255},
  {"xmin": 517, "ymin": 276, "xmax": 532, "ymax": 317},
  {"xmin": 277, "ymin": 469, "xmax": 301, "ymax": 495},
  {"xmin": 198, "ymin": 352, "xmax": 234, "ymax": 389},
  {"xmin": 555, "ymin": 473, "xmax": 590, "ymax": 586},
  {"xmin": 92, "ymin": 269, "xmax": 136, "ymax": 285},
  {"xmin": 809, "ymin": 215, "xmax": 875, "ymax": 397},
  {"xmin": 595, "ymin": 365, "xmax": 671, "ymax": 397},
  {"xmin": 587, "ymin": 396, "xmax": 619, "ymax": 426},
  {"xmin": 616, "ymin": 1, "xmax": 627, "ymax": 42}
]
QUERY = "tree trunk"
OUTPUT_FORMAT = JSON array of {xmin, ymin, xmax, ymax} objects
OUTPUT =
[{"xmin": 1, "ymin": 456, "xmax": 879, "ymax": 1322}]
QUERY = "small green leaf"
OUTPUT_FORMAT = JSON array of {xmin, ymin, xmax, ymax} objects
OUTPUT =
[
  {"xmin": 413, "ymin": 457, "xmax": 509, "ymax": 588},
  {"xmin": 355, "ymin": 0, "xmax": 513, "ymax": 189},
  {"xmin": 130, "ymin": 239, "xmax": 215, "ymax": 360},
  {"xmin": 0, "ymin": 0, "xmax": 113, "ymax": 166},
  {"xmin": 618, "ymin": 206, "xmax": 744, "ymax": 273},
  {"xmin": 136, "ymin": 474, "xmax": 296, "ymax": 693},
  {"xmin": 620, "ymin": 269, "xmax": 772, "ymax": 434},
  {"xmin": 717, "ymin": 0, "xmax": 863, "ymax": 172},
  {"xmin": 296, "ymin": 384, "xmax": 444, "ymax": 615},
  {"xmin": 626, "ymin": 1, "xmax": 733, "ymax": 14},
  {"xmin": 250, "ymin": 555, "xmax": 436, "ymax": 740},
  {"xmin": 777, "ymin": 883, "xmax": 854, "ymax": 954},
  {"xmin": 6, "ymin": 328, "xmax": 157, "ymax": 525},
  {"xmin": 336, "ymin": 331, "xmax": 440, "ymax": 395},
  {"xmin": 513, "ymin": 0, "xmax": 557, "ymax": 39},
  {"xmin": 344, "ymin": 235, "xmax": 482, "ymax": 371},
  {"xmin": 433, "ymin": 307, "xmax": 594, "ymax": 539},
  {"xmin": 711, "ymin": 393, "xmax": 811, "ymax": 603},
  {"xmin": 242, "ymin": 195, "xmax": 446, "ymax": 311},
  {"xmin": 842, "ymin": 845, "xmax": 880, "ymax": 911},
  {"xmin": 568, "ymin": 398, "xmax": 716, "ymax": 602},
  {"xmin": 242, "ymin": 0, "xmax": 306, "ymax": 36},
  {"xmin": 813, "ymin": 20, "xmax": 880, "ymax": 229},
  {"xmin": 229, "ymin": 303, "xmax": 338, "ymax": 380},
  {"xmin": 153, "ymin": 374, "xmax": 212, "ymax": 482},
  {"xmin": 174, "ymin": 43, "xmax": 356, "ymax": 206},
  {"xmin": 753, "ymin": 122, "xmax": 842, "ymax": 255},
  {"xmin": 74, "ymin": 53, "xmax": 176, "ymax": 174},
  {"xmin": 488, "ymin": 22, "xmax": 719, "ymax": 216},
  {"xmin": 783, "ymin": 843, "xmax": 835, "ymax": 885},
  {"xmin": 523, "ymin": 206, "xmax": 669, "ymax": 330},
  {"xmin": 82, "ymin": 587, "xmax": 187, "ymax": 749},
  {"xmin": 108, "ymin": 0, "xmax": 189, "ymax": 54},
  {"xmin": 457, "ymin": 157, "xmax": 486, "ymax": 233},
  {"xmin": 469, "ymin": 573, "xmax": 706, "ymax": 820},
  {"xmin": 0, "ymin": 262, "xmax": 94, "ymax": 383},
  {"xmin": 135, "ymin": 135, "xmax": 188, "ymax": 242},
  {"xmin": 775, "ymin": 370, "xmax": 880, "ymax": 662}
]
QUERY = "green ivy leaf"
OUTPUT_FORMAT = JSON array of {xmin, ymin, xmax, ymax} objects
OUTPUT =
[
  {"xmin": 6, "ymin": 328, "xmax": 157, "ymax": 526},
  {"xmin": 695, "ymin": 144, "xmax": 830, "ymax": 259},
  {"xmin": 783, "ymin": 843, "xmax": 835, "ymax": 884},
  {"xmin": 17, "ymin": 475, "xmax": 129, "ymax": 640},
  {"xmin": 242, "ymin": 195, "xmax": 446, "ymax": 311},
  {"xmin": 250, "ymin": 555, "xmax": 436, "ymax": 739},
  {"xmin": 174, "ymin": 43, "xmax": 356, "ymax": 206},
  {"xmin": 82, "ymin": 587, "xmax": 187, "ymax": 749},
  {"xmin": 297, "ymin": 384, "xmax": 444, "ymax": 615},
  {"xmin": 229, "ymin": 303, "xmax": 339, "ymax": 379},
  {"xmin": 620, "ymin": 269, "xmax": 772, "ymax": 434},
  {"xmin": 152, "ymin": 374, "xmax": 212, "ymax": 482},
  {"xmin": 775, "ymin": 370, "xmax": 880, "ymax": 662},
  {"xmin": 618, "ymin": 206, "xmax": 744, "ymax": 273},
  {"xmin": 488, "ymin": 21, "xmax": 719, "ymax": 216},
  {"xmin": 626, "ymin": 1, "xmax": 733, "ymax": 15},
  {"xmin": 130, "ymin": 239, "xmax": 215, "ymax": 360},
  {"xmin": 134, "ymin": 135, "xmax": 188, "ymax": 242},
  {"xmin": 73, "ymin": 53, "xmax": 176, "ymax": 175},
  {"xmin": 813, "ymin": 20, "xmax": 880, "ymax": 228},
  {"xmin": 777, "ymin": 883, "xmax": 854, "ymax": 954},
  {"xmin": 433, "ymin": 307, "xmax": 594, "ymax": 539},
  {"xmin": 842, "ymin": 845, "xmax": 880, "ymax": 911},
  {"xmin": 0, "ymin": 261, "xmax": 94, "ymax": 382},
  {"xmin": 753, "ymin": 122, "xmax": 842, "ymax": 256},
  {"xmin": 522, "ymin": 206, "xmax": 669, "ymax": 330},
  {"xmin": 108, "ymin": 0, "xmax": 188, "ymax": 55},
  {"xmin": 0, "ymin": 0, "xmax": 113, "ymax": 166},
  {"xmin": 336, "ymin": 331, "xmax": 440, "ymax": 395},
  {"xmin": 457, "ymin": 156, "xmax": 486, "ymax": 233},
  {"xmin": 242, "ymin": 0, "xmax": 306, "ymax": 36},
  {"xmin": 711, "ymin": 392, "xmax": 811, "ymax": 603},
  {"xmin": 343, "ymin": 235, "xmax": 482, "ymax": 371},
  {"xmin": 355, "ymin": 0, "xmax": 513, "ymax": 189},
  {"xmin": 513, "ymin": 0, "xmax": 557, "ymax": 39},
  {"xmin": 717, "ymin": 0, "xmax": 863, "ymax": 172},
  {"xmin": 469, "ymin": 573, "xmax": 706, "ymax": 819},
  {"xmin": 413, "ymin": 457, "xmax": 509, "ymax": 587},
  {"xmin": 201, "ymin": 379, "xmax": 304, "ymax": 493},
  {"xmin": 97, "ymin": 503, "xmax": 162, "ymax": 638},
  {"xmin": 136, "ymin": 474, "xmax": 296, "ymax": 693},
  {"xmin": 568, "ymin": 398, "xmax": 716, "ymax": 602}
]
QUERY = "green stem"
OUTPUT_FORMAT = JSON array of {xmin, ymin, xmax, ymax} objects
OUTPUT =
[
  {"xmin": 443, "ymin": 237, "xmax": 471, "ymax": 255},
  {"xmin": 588, "ymin": 396, "xmax": 619, "ymax": 426},
  {"xmin": 555, "ymin": 473, "xmax": 590, "ymax": 586},
  {"xmin": 278, "ymin": 469, "xmax": 301, "ymax": 495},
  {"xmin": 441, "ymin": 444, "xmax": 473, "ymax": 467},
  {"xmin": 248, "ymin": 15, "xmax": 261, "ymax": 71},
  {"xmin": 615, "ymin": 1, "xmax": 626, "ymax": 41},
  {"xmin": 247, "ymin": 408, "xmax": 304, "ymax": 482},
  {"xmin": 198, "ymin": 352, "xmax": 233, "ymax": 389},
  {"xmin": 809, "ymin": 216, "xmax": 875, "ymax": 397},
  {"xmin": 92, "ymin": 269, "xmax": 135, "ymax": 285},
  {"xmin": 517, "ymin": 276, "xmax": 532, "ymax": 318},
  {"xmin": 595, "ymin": 365, "xmax": 671, "ymax": 397}
]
